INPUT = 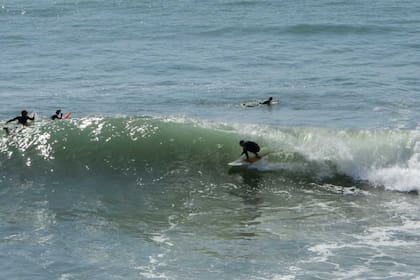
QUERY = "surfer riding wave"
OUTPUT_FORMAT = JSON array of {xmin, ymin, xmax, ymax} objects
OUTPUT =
[{"xmin": 239, "ymin": 140, "xmax": 260, "ymax": 160}]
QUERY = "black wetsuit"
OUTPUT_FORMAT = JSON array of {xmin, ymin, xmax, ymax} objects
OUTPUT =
[
  {"xmin": 241, "ymin": 141, "xmax": 260, "ymax": 159},
  {"xmin": 260, "ymin": 98, "xmax": 272, "ymax": 105},
  {"xmin": 51, "ymin": 113, "xmax": 63, "ymax": 120},
  {"xmin": 6, "ymin": 115, "xmax": 34, "ymax": 126}
]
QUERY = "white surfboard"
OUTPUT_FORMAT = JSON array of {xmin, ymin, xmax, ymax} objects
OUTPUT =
[
  {"xmin": 241, "ymin": 101, "xmax": 260, "ymax": 108},
  {"xmin": 228, "ymin": 154, "xmax": 269, "ymax": 167},
  {"xmin": 228, "ymin": 158, "xmax": 251, "ymax": 167}
]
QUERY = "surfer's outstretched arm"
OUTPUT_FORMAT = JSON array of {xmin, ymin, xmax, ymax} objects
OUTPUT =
[{"xmin": 6, "ymin": 117, "xmax": 18, "ymax": 124}]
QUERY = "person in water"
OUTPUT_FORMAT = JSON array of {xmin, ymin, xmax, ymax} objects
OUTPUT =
[
  {"xmin": 260, "ymin": 97, "xmax": 273, "ymax": 105},
  {"xmin": 239, "ymin": 140, "xmax": 260, "ymax": 160},
  {"xmin": 4, "ymin": 110, "xmax": 35, "ymax": 135},
  {"xmin": 6, "ymin": 110, "xmax": 35, "ymax": 126},
  {"xmin": 51, "ymin": 109, "xmax": 63, "ymax": 120}
]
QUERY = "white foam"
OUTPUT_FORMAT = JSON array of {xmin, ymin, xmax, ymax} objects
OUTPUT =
[
  {"xmin": 272, "ymin": 275, "xmax": 296, "ymax": 280},
  {"xmin": 366, "ymin": 165, "xmax": 420, "ymax": 192},
  {"xmin": 136, "ymin": 254, "xmax": 170, "ymax": 279},
  {"xmin": 246, "ymin": 126, "xmax": 420, "ymax": 192},
  {"xmin": 306, "ymin": 243, "xmax": 339, "ymax": 263}
]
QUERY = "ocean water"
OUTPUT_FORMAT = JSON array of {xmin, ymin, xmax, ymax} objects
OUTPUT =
[{"xmin": 1, "ymin": 0, "xmax": 420, "ymax": 279}]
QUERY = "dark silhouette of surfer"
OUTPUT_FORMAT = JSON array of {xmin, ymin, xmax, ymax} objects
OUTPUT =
[
  {"xmin": 51, "ymin": 109, "xmax": 63, "ymax": 120},
  {"xmin": 239, "ymin": 140, "xmax": 260, "ymax": 160},
  {"xmin": 6, "ymin": 110, "xmax": 34, "ymax": 126},
  {"xmin": 260, "ymin": 97, "xmax": 273, "ymax": 105},
  {"xmin": 4, "ymin": 110, "xmax": 35, "ymax": 135}
]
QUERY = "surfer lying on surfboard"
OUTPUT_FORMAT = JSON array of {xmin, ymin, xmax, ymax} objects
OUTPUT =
[
  {"xmin": 239, "ymin": 140, "xmax": 261, "ymax": 160},
  {"xmin": 260, "ymin": 97, "xmax": 273, "ymax": 105},
  {"xmin": 51, "ymin": 109, "xmax": 71, "ymax": 120},
  {"xmin": 241, "ymin": 97, "xmax": 279, "ymax": 107}
]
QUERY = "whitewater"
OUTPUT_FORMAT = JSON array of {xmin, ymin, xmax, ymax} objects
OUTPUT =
[{"xmin": 1, "ymin": 0, "xmax": 420, "ymax": 279}]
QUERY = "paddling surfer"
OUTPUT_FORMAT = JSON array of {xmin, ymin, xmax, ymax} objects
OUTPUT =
[
  {"xmin": 5, "ymin": 110, "xmax": 35, "ymax": 126},
  {"xmin": 51, "ymin": 109, "xmax": 63, "ymax": 120},
  {"xmin": 4, "ymin": 110, "xmax": 35, "ymax": 135},
  {"xmin": 260, "ymin": 97, "xmax": 273, "ymax": 105}
]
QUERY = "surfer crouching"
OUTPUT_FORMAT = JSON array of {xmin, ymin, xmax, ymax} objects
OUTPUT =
[{"xmin": 239, "ymin": 140, "xmax": 260, "ymax": 160}]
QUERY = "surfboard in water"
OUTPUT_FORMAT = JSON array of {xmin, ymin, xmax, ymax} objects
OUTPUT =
[
  {"xmin": 241, "ymin": 101, "xmax": 260, "ymax": 108},
  {"xmin": 63, "ymin": 112, "xmax": 72, "ymax": 119},
  {"xmin": 241, "ymin": 100, "xmax": 280, "ymax": 108}
]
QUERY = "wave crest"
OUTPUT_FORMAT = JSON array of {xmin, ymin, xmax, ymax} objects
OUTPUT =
[{"xmin": 2, "ymin": 116, "xmax": 420, "ymax": 192}]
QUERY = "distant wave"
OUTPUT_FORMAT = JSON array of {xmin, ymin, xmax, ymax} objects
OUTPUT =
[
  {"xmin": 220, "ymin": 0, "xmax": 265, "ymax": 7},
  {"xmin": 194, "ymin": 23, "xmax": 393, "ymax": 37},
  {"xmin": 1, "ymin": 116, "xmax": 419, "ymax": 192},
  {"xmin": 284, "ymin": 24, "xmax": 394, "ymax": 35}
]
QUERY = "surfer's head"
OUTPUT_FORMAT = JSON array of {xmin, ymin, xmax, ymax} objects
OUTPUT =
[
  {"xmin": 56, "ymin": 109, "xmax": 61, "ymax": 115},
  {"xmin": 21, "ymin": 110, "xmax": 28, "ymax": 116},
  {"xmin": 239, "ymin": 140, "xmax": 245, "ymax": 146}
]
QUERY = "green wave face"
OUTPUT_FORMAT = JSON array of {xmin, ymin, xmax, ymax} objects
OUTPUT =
[
  {"xmin": 1, "ymin": 116, "xmax": 420, "ymax": 192},
  {"xmin": 1, "ymin": 117, "xmax": 242, "ymax": 179}
]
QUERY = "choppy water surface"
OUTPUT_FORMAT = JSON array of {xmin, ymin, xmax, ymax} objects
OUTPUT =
[{"xmin": 1, "ymin": 0, "xmax": 420, "ymax": 279}]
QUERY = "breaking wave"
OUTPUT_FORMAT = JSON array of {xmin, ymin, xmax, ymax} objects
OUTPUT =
[{"xmin": 1, "ymin": 116, "xmax": 420, "ymax": 192}]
